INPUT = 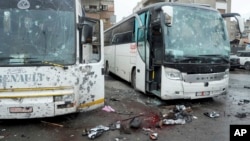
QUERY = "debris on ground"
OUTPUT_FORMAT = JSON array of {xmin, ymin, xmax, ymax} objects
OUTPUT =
[
  {"xmin": 142, "ymin": 128, "xmax": 158, "ymax": 140},
  {"xmin": 149, "ymin": 132, "xmax": 158, "ymax": 140},
  {"xmin": 160, "ymin": 105, "xmax": 193, "ymax": 124},
  {"xmin": 110, "ymin": 97, "xmax": 120, "ymax": 101},
  {"xmin": 41, "ymin": 121, "xmax": 64, "ymax": 127},
  {"xmin": 204, "ymin": 111, "xmax": 220, "ymax": 118},
  {"xmin": 109, "ymin": 121, "xmax": 121, "ymax": 130},
  {"xmin": 192, "ymin": 116, "xmax": 198, "ymax": 119},
  {"xmin": 162, "ymin": 119, "xmax": 186, "ymax": 125},
  {"xmin": 129, "ymin": 117, "xmax": 142, "ymax": 129},
  {"xmin": 238, "ymin": 99, "xmax": 250, "ymax": 105},
  {"xmin": 102, "ymin": 105, "xmax": 115, "ymax": 112},
  {"xmin": 235, "ymin": 113, "xmax": 247, "ymax": 118},
  {"xmin": 244, "ymin": 85, "xmax": 250, "ymax": 89},
  {"xmin": 120, "ymin": 122, "xmax": 132, "ymax": 134},
  {"xmin": 121, "ymin": 113, "xmax": 145, "ymax": 121},
  {"xmin": 82, "ymin": 125, "xmax": 109, "ymax": 139},
  {"xmin": 142, "ymin": 127, "xmax": 154, "ymax": 133},
  {"xmin": 82, "ymin": 105, "xmax": 195, "ymax": 140},
  {"xmin": 114, "ymin": 136, "xmax": 127, "ymax": 141}
]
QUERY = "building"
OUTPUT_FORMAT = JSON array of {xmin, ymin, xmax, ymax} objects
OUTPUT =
[
  {"xmin": 243, "ymin": 19, "xmax": 250, "ymax": 39},
  {"xmin": 82, "ymin": 0, "xmax": 115, "ymax": 30},
  {"xmin": 230, "ymin": 18, "xmax": 250, "ymax": 51}
]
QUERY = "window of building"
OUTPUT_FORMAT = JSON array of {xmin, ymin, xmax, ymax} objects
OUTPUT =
[
  {"xmin": 89, "ymin": 5, "xmax": 97, "ymax": 10},
  {"xmin": 101, "ymin": 5, "xmax": 108, "ymax": 11},
  {"xmin": 217, "ymin": 9, "xmax": 226, "ymax": 14}
]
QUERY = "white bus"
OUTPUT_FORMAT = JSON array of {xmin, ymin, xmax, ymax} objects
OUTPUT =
[
  {"xmin": 104, "ymin": 2, "xmax": 244, "ymax": 100},
  {"xmin": 0, "ymin": 0, "xmax": 105, "ymax": 119}
]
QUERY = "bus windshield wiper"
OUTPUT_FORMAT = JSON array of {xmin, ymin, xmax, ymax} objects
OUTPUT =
[
  {"xmin": 42, "ymin": 61, "xmax": 68, "ymax": 69},
  {"xmin": 174, "ymin": 56, "xmax": 203, "ymax": 63},
  {"xmin": 173, "ymin": 55, "xmax": 228, "ymax": 64},
  {"xmin": 0, "ymin": 57, "xmax": 14, "ymax": 61},
  {"xmin": 198, "ymin": 54, "xmax": 229, "ymax": 63},
  {"xmin": 24, "ymin": 58, "xmax": 68, "ymax": 70}
]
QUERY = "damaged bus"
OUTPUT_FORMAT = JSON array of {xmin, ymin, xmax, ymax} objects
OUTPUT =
[
  {"xmin": 0, "ymin": 0, "xmax": 104, "ymax": 119},
  {"xmin": 104, "ymin": 2, "xmax": 244, "ymax": 100}
]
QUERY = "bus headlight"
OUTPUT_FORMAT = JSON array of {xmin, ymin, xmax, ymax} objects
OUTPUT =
[
  {"xmin": 165, "ymin": 71, "xmax": 182, "ymax": 80},
  {"xmin": 54, "ymin": 94, "xmax": 74, "ymax": 102},
  {"xmin": 223, "ymin": 69, "xmax": 229, "ymax": 79}
]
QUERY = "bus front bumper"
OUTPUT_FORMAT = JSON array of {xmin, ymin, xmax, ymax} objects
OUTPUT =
[
  {"xmin": 160, "ymin": 78, "xmax": 228, "ymax": 100},
  {"xmin": 0, "ymin": 97, "xmax": 76, "ymax": 119}
]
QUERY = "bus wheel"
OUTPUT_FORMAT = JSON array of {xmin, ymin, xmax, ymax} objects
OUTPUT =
[
  {"xmin": 131, "ymin": 69, "xmax": 136, "ymax": 89},
  {"xmin": 244, "ymin": 62, "xmax": 250, "ymax": 71}
]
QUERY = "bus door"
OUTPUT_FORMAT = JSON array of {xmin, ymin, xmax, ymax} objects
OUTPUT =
[
  {"xmin": 135, "ymin": 12, "xmax": 149, "ymax": 93},
  {"xmin": 78, "ymin": 18, "xmax": 105, "ymax": 111},
  {"xmin": 148, "ymin": 9, "xmax": 165, "ymax": 96},
  {"xmin": 150, "ymin": 24, "xmax": 163, "ymax": 95}
]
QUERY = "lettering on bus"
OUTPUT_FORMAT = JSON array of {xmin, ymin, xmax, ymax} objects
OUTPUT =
[{"xmin": 0, "ymin": 73, "xmax": 44, "ymax": 83}]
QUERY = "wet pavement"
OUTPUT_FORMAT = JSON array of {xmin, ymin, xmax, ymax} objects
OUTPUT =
[{"xmin": 0, "ymin": 69, "xmax": 250, "ymax": 141}]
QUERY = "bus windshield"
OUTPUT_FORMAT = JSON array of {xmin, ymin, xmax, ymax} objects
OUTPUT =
[
  {"xmin": 164, "ymin": 6, "xmax": 230, "ymax": 63},
  {"xmin": 0, "ymin": 0, "xmax": 75, "ymax": 66}
]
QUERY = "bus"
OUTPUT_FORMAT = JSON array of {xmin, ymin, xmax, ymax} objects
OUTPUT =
[
  {"xmin": 0, "ymin": 0, "xmax": 104, "ymax": 119},
  {"xmin": 104, "ymin": 2, "xmax": 244, "ymax": 100}
]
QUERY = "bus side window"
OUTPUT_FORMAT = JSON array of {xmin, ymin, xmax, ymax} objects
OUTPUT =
[{"xmin": 111, "ymin": 35, "xmax": 117, "ymax": 44}]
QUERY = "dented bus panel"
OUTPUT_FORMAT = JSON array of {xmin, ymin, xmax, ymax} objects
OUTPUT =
[{"xmin": 0, "ymin": 0, "xmax": 104, "ymax": 119}]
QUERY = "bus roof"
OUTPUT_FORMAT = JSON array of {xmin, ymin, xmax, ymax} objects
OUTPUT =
[
  {"xmin": 136, "ymin": 2, "xmax": 216, "ymax": 14},
  {"xmin": 105, "ymin": 2, "xmax": 218, "ymax": 32}
]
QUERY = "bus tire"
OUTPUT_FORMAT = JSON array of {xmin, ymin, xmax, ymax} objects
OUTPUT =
[
  {"xmin": 131, "ymin": 69, "xmax": 136, "ymax": 89},
  {"xmin": 244, "ymin": 62, "xmax": 250, "ymax": 71}
]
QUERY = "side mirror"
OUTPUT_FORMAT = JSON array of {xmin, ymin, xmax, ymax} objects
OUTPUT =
[
  {"xmin": 81, "ymin": 24, "xmax": 93, "ymax": 44},
  {"xmin": 222, "ymin": 13, "xmax": 245, "ymax": 34},
  {"xmin": 235, "ymin": 16, "xmax": 245, "ymax": 33},
  {"xmin": 161, "ymin": 6, "xmax": 173, "ymax": 26},
  {"xmin": 248, "ymin": 33, "xmax": 250, "ymax": 42}
]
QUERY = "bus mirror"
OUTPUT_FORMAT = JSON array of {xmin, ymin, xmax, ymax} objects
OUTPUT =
[
  {"xmin": 81, "ymin": 24, "xmax": 93, "ymax": 44},
  {"xmin": 162, "ymin": 6, "xmax": 173, "ymax": 26},
  {"xmin": 222, "ymin": 13, "xmax": 245, "ymax": 35},
  {"xmin": 235, "ymin": 16, "xmax": 245, "ymax": 33}
]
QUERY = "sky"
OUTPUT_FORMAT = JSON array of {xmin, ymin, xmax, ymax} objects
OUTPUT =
[
  {"xmin": 114, "ymin": 0, "xmax": 250, "ymax": 22},
  {"xmin": 231, "ymin": 0, "xmax": 250, "ymax": 20}
]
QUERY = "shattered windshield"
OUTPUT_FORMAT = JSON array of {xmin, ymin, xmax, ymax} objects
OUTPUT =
[
  {"xmin": 0, "ymin": 0, "xmax": 75, "ymax": 66},
  {"xmin": 164, "ymin": 6, "xmax": 230, "ymax": 64}
]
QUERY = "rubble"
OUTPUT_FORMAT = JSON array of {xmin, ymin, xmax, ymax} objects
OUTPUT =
[
  {"xmin": 204, "ymin": 111, "xmax": 220, "ymax": 118},
  {"xmin": 129, "ymin": 117, "xmax": 142, "ymax": 129},
  {"xmin": 41, "ymin": 121, "xmax": 64, "ymax": 127},
  {"xmin": 82, "ymin": 125, "xmax": 110, "ymax": 139},
  {"xmin": 82, "ymin": 105, "xmax": 195, "ymax": 140},
  {"xmin": 120, "ymin": 122, "xmax": 132, "ymax": 134},
  {"xmin": 102, "ymin": 105, "xmax": 115, "ymax": 112},
  {"xmin": 235, "ymin": 113, "xmax": 247, "ymax": 118},
  {"xmin": 114, "ymin": 137, "xmax": 127, "ymax": 141},
  {"xmin": 238, "ymin": 99, "xmax": 250, "ymax": 105},
  {"xmin": 163, "ymin": 119, "xmax": 186, "ymax": 125},
  {"xmin": 149, "ymin": 132, "xmax": 158, "ymax": 140}
]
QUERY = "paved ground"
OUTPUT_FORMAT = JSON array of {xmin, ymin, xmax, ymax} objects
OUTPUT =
[{"xmin": 0, "ymin": 69, "xmax": 250, "ymax": 141}]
